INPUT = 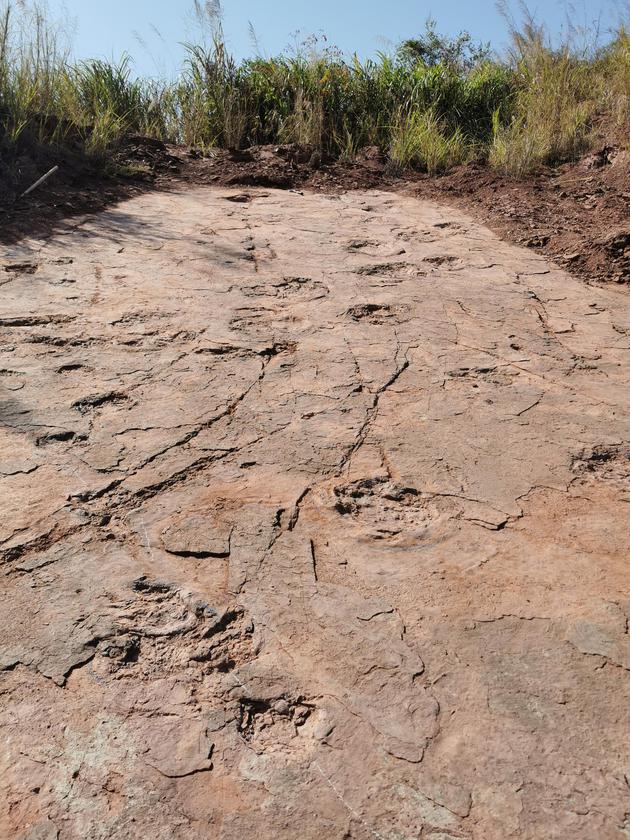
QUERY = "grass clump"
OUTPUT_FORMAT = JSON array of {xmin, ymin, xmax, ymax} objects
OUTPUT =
[
  {"xmin": 594, "ymin": 26, "xmax": 630, "ymax": 130},
  {"xmin": 490, "ymin": 22, "xmax": 592, "ymax": 174},
  {"xmin": 490, "ymin": 12, "xmax": 630, "ymax": 174},
  {"xmin": 390, "ymin": 109, "xmax": 469, "ymax": 174}
]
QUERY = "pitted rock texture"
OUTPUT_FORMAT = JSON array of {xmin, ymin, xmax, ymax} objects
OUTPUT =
[{"xmin": 1, "ymin": 188, "xmax": 629, "ymax": 840}]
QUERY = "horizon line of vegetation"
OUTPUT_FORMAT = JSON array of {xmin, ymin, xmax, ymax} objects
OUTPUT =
[{"xmin": 0, "ymin": 0, "xmax": 628, "ymax": 182}]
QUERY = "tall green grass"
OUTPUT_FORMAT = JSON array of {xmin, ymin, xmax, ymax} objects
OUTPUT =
[
  {"xmin": 489, "ymin": 21, "xmax": 629, "ymax": 174},
  {"xmin": 389, "ymin": 109, "xmax": 470, "ymax": 174},
  {"xmin": 0, "ymin": 1, "xmax": 628, "ymax": 180}
]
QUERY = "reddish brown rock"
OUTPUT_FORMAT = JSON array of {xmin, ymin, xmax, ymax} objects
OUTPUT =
[{"xmin": 1, "ymin": 187, "xmax": 629, "ymax": 839}]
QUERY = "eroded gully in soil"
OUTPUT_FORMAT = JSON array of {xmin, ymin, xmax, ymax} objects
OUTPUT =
[{"xmin": 1, "ymin": 186, "xmax": 629, "ymax": 840}]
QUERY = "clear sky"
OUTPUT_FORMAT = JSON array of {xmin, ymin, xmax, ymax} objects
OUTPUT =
[{"xmin": 45, "ymin": 0, "xmax": 622, "ymax": 78}]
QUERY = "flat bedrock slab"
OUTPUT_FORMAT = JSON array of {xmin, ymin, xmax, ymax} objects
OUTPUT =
[{"xmin": 1, "ymin": 187, "xmax": 629, "ymax": 840}]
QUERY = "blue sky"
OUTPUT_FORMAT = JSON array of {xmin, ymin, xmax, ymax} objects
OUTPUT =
[{"xmin": 46, "ymin": 0, "xmax": 621, "ymax": 77}]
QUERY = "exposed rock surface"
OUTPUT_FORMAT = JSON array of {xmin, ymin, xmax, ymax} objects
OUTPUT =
[{"xmin": 1, "ymin": 187, "xmax": 629, "ymax": 839}]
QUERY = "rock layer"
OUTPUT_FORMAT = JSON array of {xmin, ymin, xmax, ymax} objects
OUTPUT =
[{"xmin": 1, "ymin": 188, "xmax": 629, "ymax": 839}]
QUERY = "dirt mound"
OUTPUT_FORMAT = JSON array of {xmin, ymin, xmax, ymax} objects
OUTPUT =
[
  {"xmin": 113, "ymin": 135, "xmax": 183, "ymax": 175},
  {"xmin": 0, "ymin": 154, "xmax": 147, "ymax": 247},
  {"xmin": 183, "ymin": 142, "xmax": 391, "ymax": 192}
]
